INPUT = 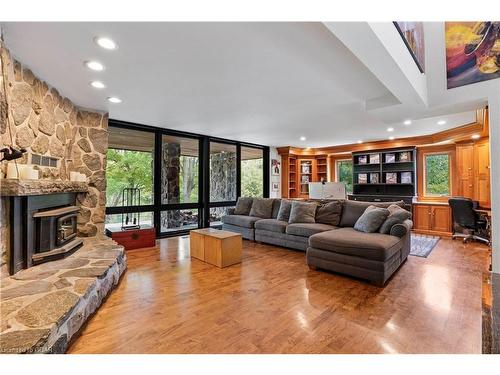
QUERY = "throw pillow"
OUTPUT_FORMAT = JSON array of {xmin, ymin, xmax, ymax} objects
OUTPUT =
[
  {"xmin": 234, "ymin": 197, "xmax": 254, "ymax": 215},
  {"xmin": 353, "ymin": 205, "xmax": 390, "ymax": 233},
  {"xmin": 315, "ymin": 200, "xmax": 342, "ymax": 226},
  {"xmin": 288, "ymin": 201, "xmax": 318, "ymax": 224},
  {"xmin": 379, "ymin": 204, "xmax": 412, "ymax": 234},
  {"xmin": 249, "ymin": 198, "xmax": 274, "ymax": 218},
  {"xmin": 277, "ymin": 199, "xmax": 293, "ymax": 222},
  {"xmin": 339, "ymin": 200, "xmax": 404, "ymax": 227}
]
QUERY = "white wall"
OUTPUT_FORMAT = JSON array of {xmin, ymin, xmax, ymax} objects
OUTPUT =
[{"xmin": 269, "ymin": 147, "xmax": 281, "ymax": 198}]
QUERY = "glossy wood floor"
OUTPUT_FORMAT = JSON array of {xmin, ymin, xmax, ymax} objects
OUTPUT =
[{"xmin": 68, "ymin": 235, "xmax": 490, "ymax": 354}]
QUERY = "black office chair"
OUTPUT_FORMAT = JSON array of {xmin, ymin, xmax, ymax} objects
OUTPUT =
[{"xmin": 448, "ymin": 197, "xmax": 490, "ymax": 245}]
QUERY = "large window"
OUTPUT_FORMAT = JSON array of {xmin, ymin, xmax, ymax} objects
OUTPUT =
[
  {"xmin": 241, "ymin": 147, "xmax": 264, "ymax": 197},
  {"xmin": 210, "ymin": 142, "xmax": 237, "ymax": 203},
  {"xmin": 336, "ymin": 159, "xmax": 353, "ymax": 194},
  {"xmin": 424, "ymin": 153, "xmax": 451, "ymax": 197}
]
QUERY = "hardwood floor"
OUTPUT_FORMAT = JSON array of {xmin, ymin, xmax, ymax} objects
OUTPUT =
[{"xmin": 68, "ymin": 235, "xmax": 490, "ymax": 354}]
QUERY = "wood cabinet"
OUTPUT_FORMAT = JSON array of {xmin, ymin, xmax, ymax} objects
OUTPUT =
[
  {"xmin": 280, "ymin": 152, "xmax": 328, "ymax": 198},
  {"xmin": 412, "ymin": 203, "xmax": 452, "ymax": 236},
  {"xmin": 456, "ymin": 139, "xmax": 490, "ymax": 208}
]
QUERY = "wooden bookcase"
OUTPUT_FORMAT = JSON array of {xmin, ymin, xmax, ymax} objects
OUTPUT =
[{"xmin": 280, "ymin": 153, "xmax": 326, "ymax": 199}]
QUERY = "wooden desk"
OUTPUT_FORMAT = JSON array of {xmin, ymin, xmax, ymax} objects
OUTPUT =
[{"xmin": 190, "ymin": 228, "xmax": 242, "ymax": 268}]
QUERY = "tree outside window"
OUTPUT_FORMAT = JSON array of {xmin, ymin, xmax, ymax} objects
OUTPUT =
[
  {"xmin": 424, "ymin": 153, "xmax": 451, "ymax": 196},
  {"xmin": 336, "ymin": 159, "xmax": 353, "ymax": 194}
]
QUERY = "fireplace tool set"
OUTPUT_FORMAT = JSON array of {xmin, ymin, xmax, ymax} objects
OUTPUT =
[{"xmin": 121, "ymin": 187, "xmax": 141, "ymax": 230}]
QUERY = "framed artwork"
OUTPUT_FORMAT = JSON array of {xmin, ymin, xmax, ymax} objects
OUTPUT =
[
  {"xmin": 358, "ymin": 173, "xmax": 368, "ymax": 184},
  {"xmin": 301, "ymin": 175, "xmax": 310, "ymax": 183},
  {"xmin": 394, "ymin": 22, "xmax": 425, "ymax": 73},
  {"xmin": 271, "ymin": 159, "xmax": 281, "ymax": 175},
  {"xmin": 385, "ymin": 153, "xmax": 396, "ymax": 163},
  {"xmin": 358, "ymin": 155, "xmax": 367, "ymax": 164},
  {"xmin": 401, "ymin": 172, "xmax": 412, "ymax": 184},
  {"xmin": 272, "ymin": 182, "xmax": 279, "ymax": 191},
  {"xmin": 446, "ymin": 22, "xmax": 500, "ymax": 89},
  {"xmin": 386, "ymin": 173, "xmax": 398, "ymax": 184},
  {"xmin": 399, "ymin": 151, "xmax": 411, "ymax": 162},
  {"xmin": 370, "ymin": 173, "xmax": 379, "ymax": 184},
  {"xmin": 369, "ymin": 154, "xmax": 380, "ymax": 164}
]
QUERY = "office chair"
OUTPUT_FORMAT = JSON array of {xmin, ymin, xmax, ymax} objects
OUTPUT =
[{"xmin": 448, "ymin": 197, "xmax": 490, "ymax": 245}]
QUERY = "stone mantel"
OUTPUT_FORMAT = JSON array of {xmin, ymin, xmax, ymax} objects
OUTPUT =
[{"xmin": 0, "ymin": 179, "xmax": 88, "ymax": 197}]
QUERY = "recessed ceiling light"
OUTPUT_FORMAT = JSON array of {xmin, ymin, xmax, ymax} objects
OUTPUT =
[
  {"xmin": 300, "ymin": 136, "xmax": 306, "ymax": 141},
  {"xmin": 437, "ymin": 120, "xmax": 446, "ymax": 125},
  {"xmin": 85, "ymin": 61, "xmax": 104, "ymax": 71},
  {"xmin": 357, "ymin": 140, "xmax": 363, "ymax": 144},
  {"xmin": 403, "ymin": 120, "xmax": 412, "ymax": 125},
  {"xmin": 107, "ymin": 96, "xmax": 122, "ymax": 104},
  {"xmin": 471, "ymin": 134, "xmax": 480, "ymax": 140},
  {"xmin": 95, "ymin": 37, "xmax": 117, "ymax": 50},
  {"xmin": 90, "ymin": 81, "xmax": 106, "ymax": 89},
  {"xmin": 389, "ymin": 136, "xmax": 395, "ymax": 140},
  {"xmin": 387, "ymin": 127, "xmax": 394, "ymax": 132}
]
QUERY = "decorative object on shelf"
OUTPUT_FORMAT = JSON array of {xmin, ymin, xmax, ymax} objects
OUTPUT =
[
  {"xmin": 369, "ymin": 154, "xmax": 380, "ymax": 164},
  {"xmin": 385, "ymin": 153, "xmax": 396, "ymax": 163},
  {"xmin": 394, "ymin": 22, "xmax": 425, "ymax": 73},
  {"xmin": 358, "ymin": 173, "xmax": 368, "ymax": 184},
  {"xmin": 0, "ymin": 146, "xmax": 27, "ymax": 162},
  {"xmin": 445, "ymin": 22, "xmax": 500, "ymax": 89},
  {"xmin": 301, "ymin": 175, "xmax": 310, "ymax": 183},
  {"xmin": 401, "ymin": 172, "xmax": 412, "ymax": 184},
  {"xmin": 358, "ymin": 155, "xmax": 367, "ymax": 164},
  {"xmin": 386, "ymin": 172, "xmax": 397, "ymax": 184},
  {"xmin": 301, "ymin": 163, "xmax": 311, "ymax": 174},
  {"xmin": 122, "ymin": 187, "xmax": 141, "ymax": 230},
  {"xmin": 370, "ymin": 173, "xmax": 379, "ymax": 184},
  {"xmin": 399, "ymin": 151, "xmax": 411, "ymax": 162},
  {"xmin": 272, "ymin": 182, "xmax": 279, "ymax": 191},
  {"xmin": 271, "ymin": 159, "xmax": 281, "ymax": 175}
]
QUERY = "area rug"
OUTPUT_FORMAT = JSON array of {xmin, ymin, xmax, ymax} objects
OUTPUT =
[{"xmin": 410, "ymin": 233, "xmax": 440, "ymax": 258}]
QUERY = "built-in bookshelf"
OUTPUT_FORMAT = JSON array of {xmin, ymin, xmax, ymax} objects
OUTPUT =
[
  {"xmin": 299, "ymin": 160, "xmax": 313, "ymax": 196},
  {"xmin": 316, "ymin": 155, "xmax": 328, "ymax": 182},
  {"xmin": 352, "ymin": 147, "xmax": 416, "ymax": 198},
  {"xmin": 288, "ymin": 155, "xmax": 297, "ymax": 198}
]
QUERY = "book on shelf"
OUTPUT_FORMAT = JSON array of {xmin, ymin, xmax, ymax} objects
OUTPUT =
[
  {"xmin": 385, "ymin": 153, "xmax": 396, "ymax": 163},
  {"xmin": 398, "ymin": 151, "xmax": 411, "ymax": 162},
  {"xmin": 401, "ymin": 172, "xmax": 412, "ymax": 184},
  {"xmin": 358, "ymin": 155, "xmax": 367, "ymax": 164},
  {"xmin": 370, "ymin": 173, "xmax": 379, "ymax": 184},
  {"xmin": 385, "ymin": 172, "xmax": 397, "ymax": 184},
  {"xmin": 369, "ymin": 154, "xmax": 380, "ymax": 164},
  {"xmin": 358, "ymin": 173, "xmax": 368, "ymax": 184}
]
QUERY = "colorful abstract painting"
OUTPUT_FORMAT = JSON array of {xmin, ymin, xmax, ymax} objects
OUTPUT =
[
  {"xmin": 394, "ymin": 22, "xmax": 425, "ymax": 73},
  {"xmin": 446, "ymin": 22, "xmax": 500, "ymax": 89}
]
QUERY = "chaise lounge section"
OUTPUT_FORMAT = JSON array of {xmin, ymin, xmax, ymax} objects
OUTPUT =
[{"xmin": 222, "ymin": 198, "xmax": 412, "ymax": 285}]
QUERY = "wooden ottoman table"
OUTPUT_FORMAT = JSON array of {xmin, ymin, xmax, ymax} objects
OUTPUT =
[{"xmin": 190, "ymin": 228, "xmax": 242, "ymax": 268}]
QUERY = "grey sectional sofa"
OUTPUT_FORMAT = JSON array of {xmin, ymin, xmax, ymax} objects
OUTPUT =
[{"xmin": 221, "ymin": 198, "xmax": 412, "ymax": 286}]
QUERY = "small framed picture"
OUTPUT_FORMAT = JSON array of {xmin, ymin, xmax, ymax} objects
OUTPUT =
[
  {"xmin": 271, "ymin": 159, "xmax": 281, "ymax": 175},
  {"xmin": 369, "ymin": 154, "xmax": 380, "ymax": 164},
  {"xmin": 272, "ymin": 182, "xmax": 279, "ymax": 191},
  {"xmin": 358, "ymin": 173, "xmax": 368, "ymax": 184},
  {"xmin": 370, "ymin": 173, "xmax": 379, "ymax": 184},
  {"xmin": 399, "ymin": 152, "xmax": 411, "ymax": 162},
  {"xmin": 358, "ymin": 155, "xmax": 367, "ymax": 164},
  {"xmin": 301, "ymin": 164, "xmax": 311, "ymax": 174},
  {"xmin": 385, "ymin": 153, "xmax": 396, "ymax": 163},
  {"xmin": 401, "ymin": 172, "xmax": 412, "ymax": 184},
  {"xmin": 385, "ymin": 172, "xmax": 397, "ymax": 184},
  {"xmin": 301, "ymin": 175, "xmax": 310, "ymax": 183}
]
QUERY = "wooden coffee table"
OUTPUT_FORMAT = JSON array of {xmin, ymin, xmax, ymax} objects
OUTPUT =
[{"xmin": 190, "ymin": 228, "xmax": 242, "ymax": 268}]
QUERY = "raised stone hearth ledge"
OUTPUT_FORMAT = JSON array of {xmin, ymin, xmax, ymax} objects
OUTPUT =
[
  {"xmin": 0, "ymin": 179, "xmax": 88, "ymax": 196},
  {"xmin": 0, "ymin": 235, "xmax": 126, "ymax": 353}
]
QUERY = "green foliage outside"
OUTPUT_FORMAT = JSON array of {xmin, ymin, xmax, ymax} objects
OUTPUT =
[
  {"xmin": 241, "ymin": 158, "xmax": 263, "ymax": 197},
  {"xmin": 338, "ymin": 160, "xmax": 353, "ymax": 193},
  {"xmin": 425, "ymin": 154, "xmax": 450, "ymax": 196},
  {"xmin": 179, "ymin": 156, "xmax": 199, "ymax": 203}
]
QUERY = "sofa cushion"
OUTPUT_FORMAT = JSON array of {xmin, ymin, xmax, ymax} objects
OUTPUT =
[
  {"xmin": 221, "ymin": 215, "xmax": 261, "ymax": 229},
  {"xmin": 289, "ymin": 201, "xmax": 318, "ymax": 224},
  {"xmin": 354, "ymin": 205, "xmax": 390, "ymax": 233},
  {"xmin": 271, "ymin": 199, "xmax": 282, "ymax": 219},
  {"xmin": 379, "ymin": 204, "xmax": 412, "ymax": 234},
  {"xmin": 315, "ymin": 200, "xmax": 342, "ymax": 226},
  {"xmin": 286, "ymin": 223, "xmax": 337, "ymax": 237},
  {"xmin": 309, "ymin": 227, "xmax": 402, "ymax": 261},
  {"xmin": 277, "ymin": 199, "xmax": 293, "ymax": 222},
  {"xmin": 249, "ymin": 198, "xmax": 274, "ymax": 219},
  {"xmin": 234, "ymin": 197, "xmax": 254, "ymax": 215},
  {"xmin": 339, "ymin": 200, "xmax": 404, "ymax": 227},
  {"xmin": 255, "ymin": 219, "xmax": 288, "ymax": 233}
]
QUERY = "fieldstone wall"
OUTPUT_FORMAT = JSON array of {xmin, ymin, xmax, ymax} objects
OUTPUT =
[
  {"xmin": 210, "ymin": 151, "xmax": 237, "ymax": 202},
  {"xmin": 160, "ymin": 143, "xmax": 181, "ymax": 229},
  {"xmin": 0, "ymin": 43, "xmax": 109, "ymax": 276}
]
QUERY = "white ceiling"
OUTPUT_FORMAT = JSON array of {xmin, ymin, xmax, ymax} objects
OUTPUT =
[{"xmin": 0, "ymin": 22, "xmax": 490, "ymax": 147}]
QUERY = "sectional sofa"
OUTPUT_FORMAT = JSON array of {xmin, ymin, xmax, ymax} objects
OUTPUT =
[{"xmin": 222, "ymin": 198, "xmax": 413, "ymax": 286}]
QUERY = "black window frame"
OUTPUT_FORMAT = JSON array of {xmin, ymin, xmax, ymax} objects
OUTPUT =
[{"xmin": 105, "ymin": 119, "xmax": 269, "ymax": 238}]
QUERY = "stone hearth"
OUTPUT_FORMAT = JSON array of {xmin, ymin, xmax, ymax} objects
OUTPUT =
[{"xmin": 0, "ymin": 235, "xmax": 126, "ymax": 353}]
